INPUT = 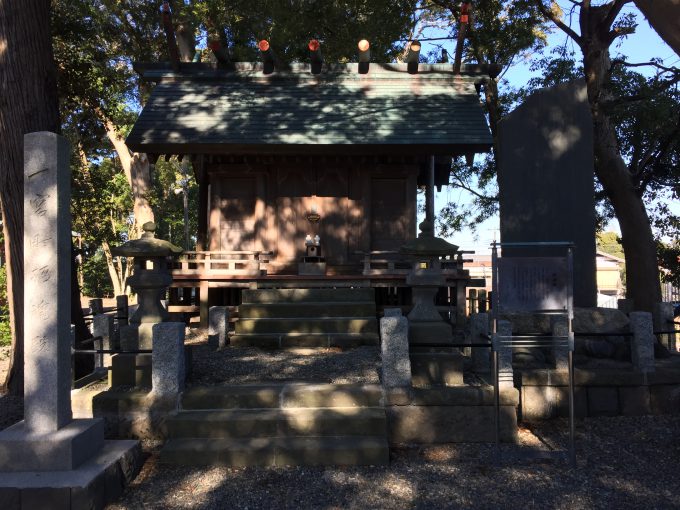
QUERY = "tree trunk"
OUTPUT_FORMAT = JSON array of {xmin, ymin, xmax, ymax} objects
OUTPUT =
[
  {"xmin": 100, "ymin": 115, "xmax": 154, "ymax": 238},
  {"xmin": 635, "ymin": 0, "xmax": 680, "ymax": 58},
  {"xmin": 591, "ymin": 109, "xmax": 661, "ymax": 312},
  {"xmin": 102, "ymin": 241, "xmax": 126, "ymax": 297},
  {"xmin": 0, "ymin": 0, "xmax": 60, "ymax": 394},
  {"xmin": 580, "ymin": 9, "xmax": 662, "ymax": 313}
]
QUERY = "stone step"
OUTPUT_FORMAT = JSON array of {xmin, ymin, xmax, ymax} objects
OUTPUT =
[
  {"xmin": 229, "ymin": 332, "xmax": 379, "ymax": 348},
  {"xmin": 242, "ymin": 288, "xmax": 375, "ymax": 304},
  {"xmin": 159, "ymin": 436, "xmax": 390, "ymax": 467},
  {"xmin": 166, "ymin": 407, "xmax": 387, "ymax": 438},
  {"xmin": 238, "ymin": 302, "xmax": 377, "ymax": 319},
  {"xmin": 181, "ymin": 383, "xmax": 384, "ymax": 410},
  {"xmin": 235, "ymin": 318, "xmax": 378, "ymax": 335}
]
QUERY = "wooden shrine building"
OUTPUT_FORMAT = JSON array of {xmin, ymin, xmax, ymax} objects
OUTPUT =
[{"xmin": 126, "ymin": 62, "xmax": 494, "ymax": 328}]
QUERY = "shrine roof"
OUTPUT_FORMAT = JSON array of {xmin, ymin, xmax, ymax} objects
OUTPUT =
[{"xmin": 126, "ymin": 62, "xmax": 493, "ymax": 157}]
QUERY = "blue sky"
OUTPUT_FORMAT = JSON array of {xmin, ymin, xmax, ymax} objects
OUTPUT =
[{"xmin": 418, "ymin": 3, "xmax": 676, "ymax": 253}]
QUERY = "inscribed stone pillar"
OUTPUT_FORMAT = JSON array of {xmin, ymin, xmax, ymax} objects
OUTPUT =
[{"xmin": 23, "ymin": 132, "xmax": 72, "ymax": 433}]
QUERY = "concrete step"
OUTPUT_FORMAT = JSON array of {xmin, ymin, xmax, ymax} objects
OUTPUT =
[
  {"xmin": 181, "ymin": 383, "xmax": 384, "ymax": 410},
  {"xmin": 235, "ymin": 318, "xmax": 378, "ymax": 335},
  {"xmin": 229, "ymin": 332, "xmax": 380, "ymax": 348},
  {"xmin": 242, "ymin": 288, "xmax": 375, "ymax": 304},
  {"xmin": 159, "ymin": 436, "xmax": 390, "ymax": 467},
  {"xmin": 166, "ymin": 407, "xmax": 387, "ymax": 438},
  {"xmin": 238, "ymin": 302, "xmax": 377, "ymax": 319}
]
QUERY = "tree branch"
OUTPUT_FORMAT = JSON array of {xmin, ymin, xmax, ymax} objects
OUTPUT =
[
  {"xmin": 534, "ymin": 0, "xmax": 583, "ymax": 46},
  {"xmin": 602, "ymin": 0, "xmax": 633, "ymax": 31},
  {"xmin": 449, "ymin": 176, "xmax": 498, "ymax": 202},
  {"xmin": 635, "ymin": 114, "xmax": 680, "ymax": 191}
]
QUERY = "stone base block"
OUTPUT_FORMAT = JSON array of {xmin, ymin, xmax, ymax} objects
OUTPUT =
[
  {"xmin": 520, "ymin": 386, "xmax": 588, "ymax": 421},
  {"xmin": 387, "ymin": 405, "xmax": 517, "ymax": 443},
  {"xmin": 109, "ymin": 354, "xmax": 151, "ymax": 388},
  {"xmin": 408, "ymin": 322, "xmax": 452, "ymax": 345},
  {"xmin": 0, "ymin": 440, "xmax": 141, "ymax": 510},
  {"xmin": 0, "ymin": 419, "xmax": 104, "ymax": 472},
  {"xmin": 619, "ymin": 386, "xmax": 651, "ymax": 416},
  {"xmin": 588, "ymin": 387, "xmax": 619, "ymax": 416},
  {"xmin": 297, "ymin": 262, "xmax": 326, "ymax": 275},
  {"xmin": 410, "ymin": 352, "xmax": 464, "ymax": 387}
]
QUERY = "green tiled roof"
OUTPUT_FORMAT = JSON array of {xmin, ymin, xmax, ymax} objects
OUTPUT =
[{"xmin": 126, "ymin": 63, "xmax": 492, "ymax": 156}]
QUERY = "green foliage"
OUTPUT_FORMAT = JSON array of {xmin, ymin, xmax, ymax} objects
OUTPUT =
[
  {"xmin": 149, "ymin": 158, "xmax": 199, "ymax": 250},
  {"xmin": 187, "ymin": 0, "xmax": 417, "ymax": 63},
  {"xmin": 596, "ymin": 231, "xmax": 625, "ymax": 259},
  {"xmin": 81, "ymin": 250, "xmax": 114, "ymax": 298},
  {"xmin": 425, "ymin": 0, "xmax": 549, "ymax": 237}
]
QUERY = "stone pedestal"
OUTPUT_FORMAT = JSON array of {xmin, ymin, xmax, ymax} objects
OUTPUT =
[
  {"xmin": 407, "ymin": 268, "xmax": 452, "ymax": 345},
  {"xmin": 0, "ymin": 420, "xmax": 104, "ymax": 472}
]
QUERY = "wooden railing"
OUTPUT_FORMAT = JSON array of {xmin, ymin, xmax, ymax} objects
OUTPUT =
[
  {"xmin": 172, "ymin": 251, "xmax": 273, "ymax": 276},
  {"xmin": 357, "ymin": 251, "xmax": 472, "ymax": 276}
]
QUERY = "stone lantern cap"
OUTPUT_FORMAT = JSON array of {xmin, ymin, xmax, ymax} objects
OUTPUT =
[
  {"xmin": 110, "ymin": 222, "xmax": 183, "ymax": 258},
  {"xmin": 400, "ymin": 219, "xmax": 459, "ymax": 257}
]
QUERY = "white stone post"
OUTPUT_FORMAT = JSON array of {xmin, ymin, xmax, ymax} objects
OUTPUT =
[
  {"xmin": 653, "ymin": 302, "xmax": 675, "ymax": 352},
  {"xmin": 496, "ymin": 320, "xmax": 514, "ymax": 390},
  {"xmin": 152, "ymin": 322, "xmax": 186, "ymax": 398},
  {"xmin": 471, "ymin": 313, "xmax": 490, "ymax": 372},
  {"xmin": 92, "ymin": 313, "xmax": 115, "ymax": 368},
  {"xmin": 208, "ymin": 305, "xmax": 229, "ymax": 349},
  {"xmin": 630, "ymin": 311, "xmax": 655, "ymax": 373},
  {"xmin": 551, "ymin": 316, "xmax": 569, "ymax": 372},
  {"xmin": 380, "ymin": 315, "xmax": 412, "ymax": 405}
]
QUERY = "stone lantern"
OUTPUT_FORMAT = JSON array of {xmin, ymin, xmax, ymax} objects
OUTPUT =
[
  {"xmin": 400, "ymin": 218, "xmax": 459, "ymax": 345},
  {"xmin": 111, "ymin": 222, "xmax": 183, "ymax": 348}
]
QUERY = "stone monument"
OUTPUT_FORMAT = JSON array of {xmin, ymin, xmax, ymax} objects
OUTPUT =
[
  {"xmin": 0, "ymin": 132, "xmax": 140, "ymax": 509},
  {"xmin": 498, "ymin": 81, "xmax": 597, "ymax": 307}
]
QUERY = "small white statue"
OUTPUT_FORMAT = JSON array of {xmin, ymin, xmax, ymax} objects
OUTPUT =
[
  {"xmin": 314, "ymin": 235, "xmax": 320, "ymax": 246},
  {"xmin": 305, "ymin": 234, "xmax": 313, "ymax": 246}
]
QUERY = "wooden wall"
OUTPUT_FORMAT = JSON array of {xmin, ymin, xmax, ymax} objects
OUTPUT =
[{"xmin": 204, "ymin": 158, "xmax": 418, "ymax": 273}]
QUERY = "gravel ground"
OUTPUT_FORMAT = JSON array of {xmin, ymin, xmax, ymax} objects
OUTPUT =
[
  {"xmin": 2, "ymin": 337, "xmax": 680, "ymax": 509},
  {"xmin": 187, "ymin": 331, "xmax": 381, "ymax": 385},
  {"xmin": 108, "ymin": 416, "xmax": 680, "ymax": 510}
]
